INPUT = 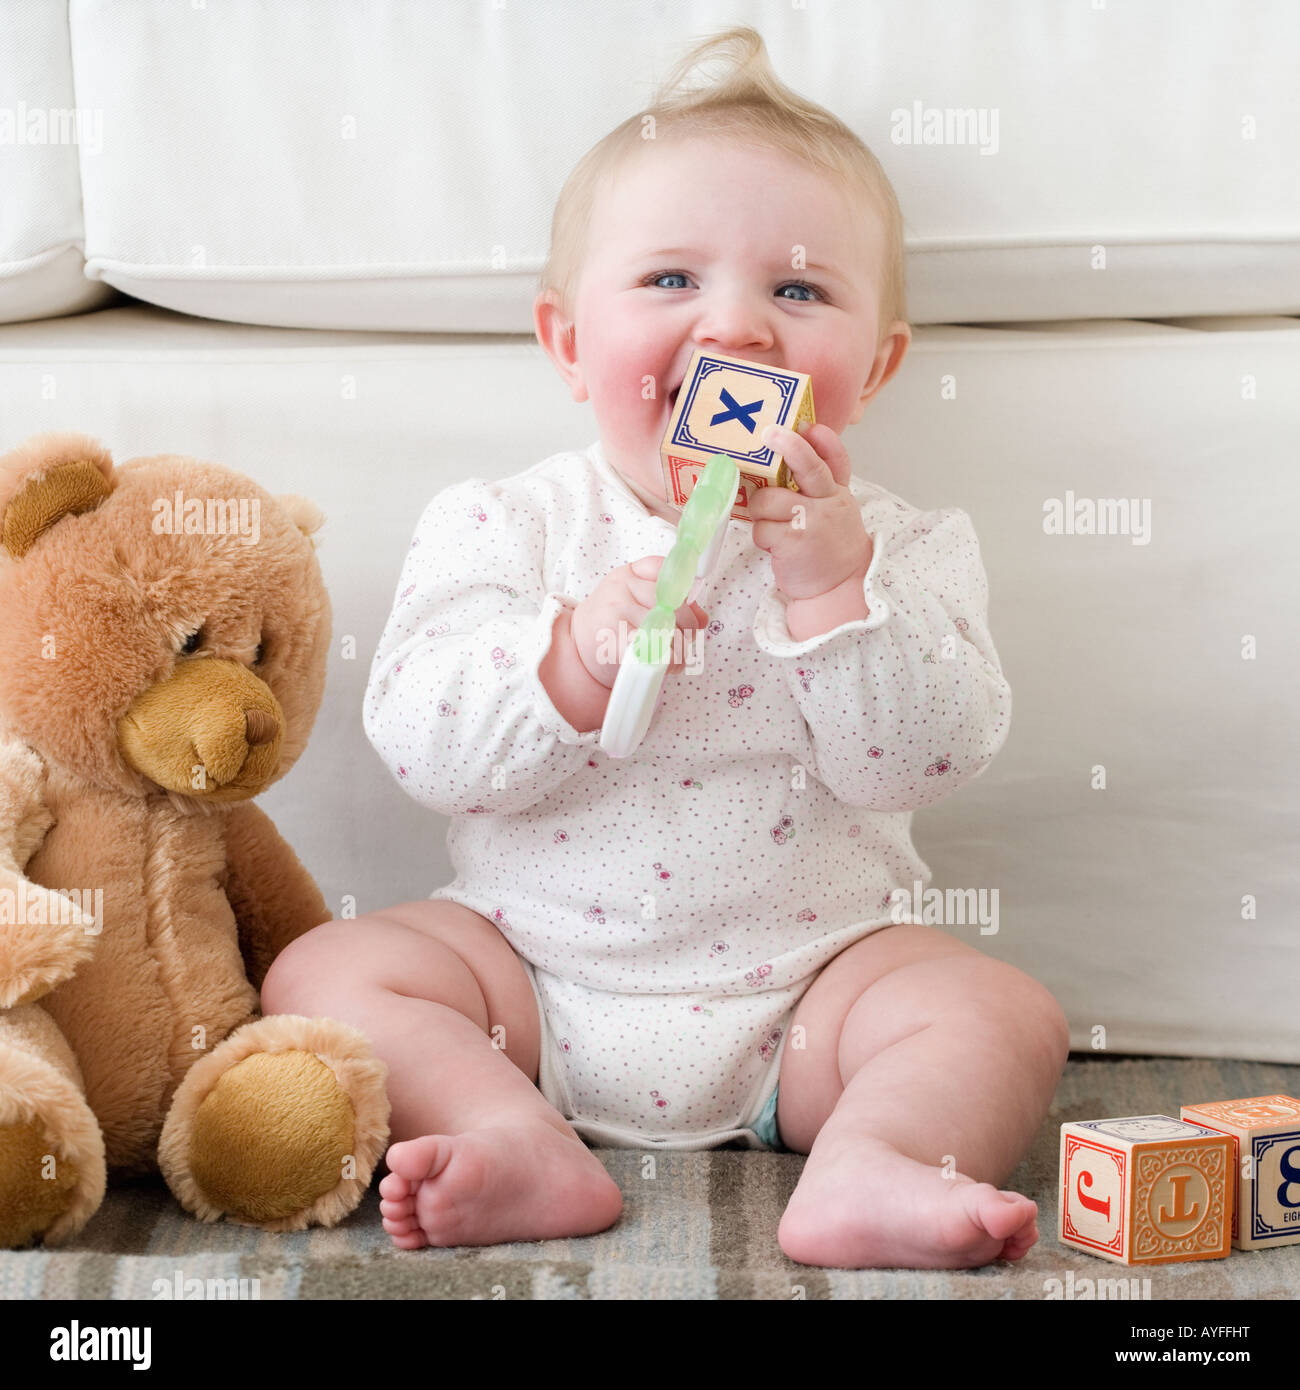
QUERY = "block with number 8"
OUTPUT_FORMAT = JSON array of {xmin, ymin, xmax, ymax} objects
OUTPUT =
[{"xmin": 1180, "ymin": 1094, "xmax": 1300, "ymax": 1250}]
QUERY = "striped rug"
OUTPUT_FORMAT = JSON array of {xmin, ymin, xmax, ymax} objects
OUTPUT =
[{"xmin": 3, "ymin": 1055, "xmax": 1296, "ymax": 1299}]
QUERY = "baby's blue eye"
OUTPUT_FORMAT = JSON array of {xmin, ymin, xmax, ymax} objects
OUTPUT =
[
  {"xmin": 648, "ymin": 271, "xmax": 690, "ymax": 289},
  {"xmin": 777, "ymin": 281, "xmax": 820, "ymax": 302}
]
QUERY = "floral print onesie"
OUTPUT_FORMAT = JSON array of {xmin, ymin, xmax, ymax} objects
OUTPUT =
[{"xmin": 363, "ymin": 439, "xmax": 1011, "ymax": 1149}]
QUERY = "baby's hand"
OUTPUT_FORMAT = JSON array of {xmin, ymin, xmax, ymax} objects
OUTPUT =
[
  {"xmin": 570, "ymin": 556, "xmax": 708, "ymax": 690},
  {"xmin": 750, "ymin": 421, "xmax": 872, "ymax": 600}
]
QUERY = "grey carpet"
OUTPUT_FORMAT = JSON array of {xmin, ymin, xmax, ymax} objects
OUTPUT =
[{"xmin": 3, "ymin": 1054, "xmax": 1297, "ymax": 1299}]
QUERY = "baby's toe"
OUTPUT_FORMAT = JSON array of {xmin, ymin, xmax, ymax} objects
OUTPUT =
[
  {"xmin": 385, "ymin": 1222, "xmax": 429, "ymax": 1250},
  {"xmin": 970, "ymin": 1187, "xmax": 1036, "ymax": 1244},
  {"xmin": 378, "ymin": 1170, "xmax": 413, "ymax": 1202},
  {"xmin": 1000, "ymin": 1216, "xmax": 1040, "ymax": 1262},
  {"xmin": 381, "ymin": 1211, "xmax": 417, "ymax": 1235},
  {"xmin": 380, "ymin": 1194, "xmax": 416, "ymax": 1222},
  {"xmin": 384, "ymin": 1134, "xmax": 446, "ymax": 1183}
]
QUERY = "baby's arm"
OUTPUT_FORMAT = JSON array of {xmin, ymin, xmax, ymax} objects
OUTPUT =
[
  {"xmin": 754, "ymin": 499, "xmax": 1011, "ymax": 811},
  {"xmin": 363, "ymin": 478, "xmax": 604, "ymax": 815}
]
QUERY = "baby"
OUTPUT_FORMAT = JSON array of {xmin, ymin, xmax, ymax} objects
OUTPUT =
[{"xmin": 261, "ymin": 26, "xmax": 1069, "ymax": 1270}]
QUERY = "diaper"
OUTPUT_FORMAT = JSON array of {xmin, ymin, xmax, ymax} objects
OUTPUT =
[
  {"xmin": 748, "ymin": 1085, "xmax": 784, "ymax": 1150},
  {"xmin": 519, "ymin": 958, "xmax": 794, "ymax": 1150}
]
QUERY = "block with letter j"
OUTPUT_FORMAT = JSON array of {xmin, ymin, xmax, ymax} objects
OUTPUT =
[{"xmin": 1058, "ymin": 1115, "xmax": 1232, "ymax": 1264}]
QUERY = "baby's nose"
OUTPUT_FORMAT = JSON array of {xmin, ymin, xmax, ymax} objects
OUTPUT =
[
  {"xmin": 694, "ymin": 299, "xmax": 774, "ymax": 355},
  {"xmin": 698, "ymin": 326, "xmax": 773, "ymax": 356}
]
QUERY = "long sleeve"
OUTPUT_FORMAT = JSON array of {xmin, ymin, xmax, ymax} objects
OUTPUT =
[
  {"xmin": 751, "ymin": 489, "xmax": 1011, "ymax": 812},
  {"xmin": 363, "ymin": 477, "xmax": 600, "ymax": 816}
]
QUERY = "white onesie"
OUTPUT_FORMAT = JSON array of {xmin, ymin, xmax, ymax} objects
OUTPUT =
[{"xmin": 363, "ymin": 439, "xmax": 1011, "ymax": 1150}]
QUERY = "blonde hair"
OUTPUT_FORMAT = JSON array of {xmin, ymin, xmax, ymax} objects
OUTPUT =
[{"xmin": 539, "ymin": 25, "xmax": 907, "ymax": 341}]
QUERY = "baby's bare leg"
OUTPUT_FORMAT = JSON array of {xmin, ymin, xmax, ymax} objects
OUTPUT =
[
  {"xmin": 775, "ymin": 923, "xmax": 1069, "ymax": 1270},
  {"xmin": 260, "ymin": 901, "xmax": 621, "ymax": 1248}
]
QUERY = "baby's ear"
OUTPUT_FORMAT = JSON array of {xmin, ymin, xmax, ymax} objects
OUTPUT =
[
  {"xmin": 276, "ymin": 493, "xmax": 325, "ymax": 540},
  {"xmin": 0, "ymin": 432, "xmax": 115, "ymax": 559}
]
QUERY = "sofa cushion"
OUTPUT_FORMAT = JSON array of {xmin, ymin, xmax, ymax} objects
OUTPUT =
[
  {"xmin": 0, "ymin": 0, "xmax": 114, "ymax": 324},
  {"xmin": 61, "ymin": 0, "xmax": 1300, "ymax": 332}
]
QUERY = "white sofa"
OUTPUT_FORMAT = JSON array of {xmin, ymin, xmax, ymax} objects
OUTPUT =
[{"xmin": 2, "ymin": 0, "xmax": 1297, "ymax": 1062}]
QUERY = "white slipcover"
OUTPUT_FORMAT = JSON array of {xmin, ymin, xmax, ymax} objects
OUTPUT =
[
  {"xmin": 42, "ymin": 0, "xmax": 1300, "ymax": 331},
  {"xmin": 1, "ymin": 304, "xmax": 1296, "ymax": 1061}
]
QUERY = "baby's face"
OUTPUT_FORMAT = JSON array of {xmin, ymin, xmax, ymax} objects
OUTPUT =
[{"xmin": 540, "ymin": 134, "xmax": 901, "ymax": 507}]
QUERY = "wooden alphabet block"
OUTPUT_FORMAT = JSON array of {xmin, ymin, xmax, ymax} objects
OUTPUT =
[
  {"xmin": 1058, "ymin": 1115, "xmax": 1232, "ymax": 1265},
  {"xmin": 1180, "ymin": 1094, "xmax": 1300, "ymax": 1250},
  {"xmin": 661, "ymin": 349, "xmax": 813, "ymax": 523}
]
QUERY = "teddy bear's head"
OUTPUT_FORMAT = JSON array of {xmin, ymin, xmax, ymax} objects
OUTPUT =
[{"xmin": 0, "ymin": 433, "xmax": 330, "ymax": 805}]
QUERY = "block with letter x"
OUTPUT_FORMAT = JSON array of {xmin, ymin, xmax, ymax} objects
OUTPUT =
[
  {"xmin": 661, "ymin": 349, "xmax": 814, "ymax": 523},
  {"xmin": 1058, "ymin": 1115, "xmax": 1232, "ymax": 1264}
]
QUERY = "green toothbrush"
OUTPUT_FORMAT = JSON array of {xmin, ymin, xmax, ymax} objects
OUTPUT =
[{"xmin": 600, "ymin": 453, "xmax": 740, "ymax": 757}]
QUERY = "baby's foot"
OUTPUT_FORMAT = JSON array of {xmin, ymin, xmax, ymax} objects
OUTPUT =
[
  {"xmin": 778, "ymin": 1131, "xmax": 1038, "ymax": 1270},
  {"xmin": 378, "ymin": 1118, "xmax": 623, "ymax": 1249}
]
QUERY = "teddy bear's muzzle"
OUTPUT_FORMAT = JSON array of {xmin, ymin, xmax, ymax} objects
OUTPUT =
[{"xmin": 116, "ymin": 658, "xmax": 286, "ymax": 801}]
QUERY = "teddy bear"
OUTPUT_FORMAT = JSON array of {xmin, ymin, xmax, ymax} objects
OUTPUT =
[{"xmin": 0, "ymin": 432, "xmax": 390, "ymax": 1247}]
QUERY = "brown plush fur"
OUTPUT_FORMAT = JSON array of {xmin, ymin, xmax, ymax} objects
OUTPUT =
[{"xmin": 0, "ymin": 434, "xmax": 389, "ymax": 1246}]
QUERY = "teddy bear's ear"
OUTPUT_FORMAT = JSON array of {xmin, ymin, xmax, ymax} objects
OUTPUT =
[
  {"xmin": 0, "ymin": 432, "xmax": 115, "ymax": 560},
  {"xmin": 276, "ymin": 493, "xmax": 325, "ymax": 540}
]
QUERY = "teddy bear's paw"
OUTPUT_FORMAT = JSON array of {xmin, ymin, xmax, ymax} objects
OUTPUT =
[
  {"xmin": 0, "ymin": 1115, "xmax": 86, "ymax": 1247},
  {"xmin": 191, "ymin": 1049, "xmax": 355, "ymax": 1224},
  {"xmin": 0, "ymin": 881, "xmax": 97, "ymax": 1008},
  {"xmin": 159, "ymin": 1015, "xmax": 389, "ymax": 1233},
  {"xmin": 0, "ymin": 1018, "xmax": 107, "ymax": 1248}
]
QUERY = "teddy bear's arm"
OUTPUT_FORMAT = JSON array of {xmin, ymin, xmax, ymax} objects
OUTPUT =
[
  {"xmin": 221, "ymin": 800, "xmax": 331, "ymax": 993},
  {"xmin": 0, "ymin": 736, "xmax": 97, "ymax": 1007}
]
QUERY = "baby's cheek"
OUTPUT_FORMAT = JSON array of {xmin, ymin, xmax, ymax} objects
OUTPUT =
[
  {"xmin": 595, "ymin": 359, "xmax": 668, "ymax": 433},
  {"xmin": 591, "ymin": 317, "xmax": 673, "ymax": 407},
  {"xmin": 801, "ymin": 371, "xmax": 860, "ymax": 434},
  {"xmin": 794, "ymin": 339, "xmax": 879, "ymax": 432}
]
